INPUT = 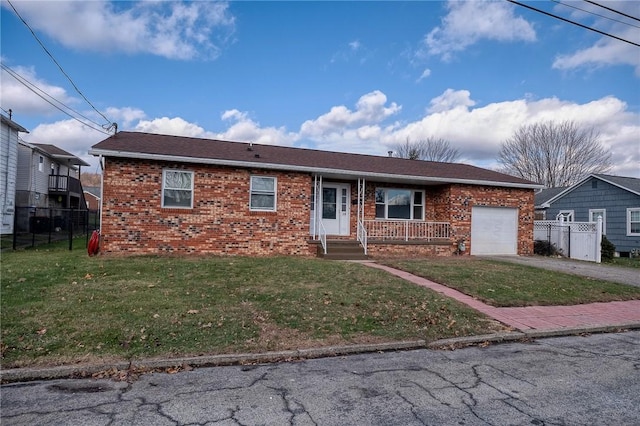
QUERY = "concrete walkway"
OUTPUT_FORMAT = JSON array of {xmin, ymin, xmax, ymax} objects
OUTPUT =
[{"xmin": 364, "ymin": 263, "xmax": 640, "ymax": 332}]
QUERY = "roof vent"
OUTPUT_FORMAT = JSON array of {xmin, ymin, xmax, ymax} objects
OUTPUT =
[
  {"xmin": 254, "ymin": 153, "xmax": 260, "ymax": 158},
  {"xmin": 388, "ymin": 150, "xmax": 393, "ymax": 157},
  {"xmin": 247, "ymin": 142, "xmax": 253, "ymax": 151}
]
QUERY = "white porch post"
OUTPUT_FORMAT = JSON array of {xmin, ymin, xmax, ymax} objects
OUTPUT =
[
  {"xmin": 315, "ymin": 174, "xmax": 323, "ymax": 240},
  {"xmin": 596, "ymin": 217, "xmax": 603, "ymax": 264},
  {"xmin": 313, "ymin": 174, "xmax": 318, "ymax": 240},
  {"xmin": 356, "ymin": 178, "xmax": 362, "ymax": 224}
]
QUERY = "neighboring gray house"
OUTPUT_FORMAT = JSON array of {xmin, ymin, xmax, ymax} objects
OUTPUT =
[
  {"xmin": 535, "ymin": 174, "xmax": 640, "ymax": 256},
  {"xmin": 16, "ymin": 140, "xmax": 89, "ymax": 210},
  {"xmin": 1, "ymin": 114, "xmax": 29, "ymax": 235},
  {"xmin": 534, "ymin": 186, "xmax": 567, "ymax": 220}
]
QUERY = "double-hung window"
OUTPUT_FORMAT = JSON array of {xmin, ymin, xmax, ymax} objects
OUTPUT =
[
  {"xmin": 375, "ymin": 188, "xmax": 424, "ymax": 220},
  {"xmin": 250, "ymin": 176, "xmax": 277, "ymax": 211},
  {"xmin": 162, "ymin": 169, "xmax": 194, "ymax": 208},
  {"xmin": 628, "ymin": 208, "xmax": 640, "ymax": 236}
]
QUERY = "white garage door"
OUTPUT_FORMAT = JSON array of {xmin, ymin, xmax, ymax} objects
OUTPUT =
[{"xmin": 471, "ymin": 207, "xmax": 518, "ymax": 255}]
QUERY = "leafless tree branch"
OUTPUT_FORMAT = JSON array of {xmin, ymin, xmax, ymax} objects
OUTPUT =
[
  {"xmin": 498, "ymin": 120, "xmax": 612, "ymax": 187},
  {"xmin": 391, "ymin": 137, "xmax": 461, "ymax": 162}
]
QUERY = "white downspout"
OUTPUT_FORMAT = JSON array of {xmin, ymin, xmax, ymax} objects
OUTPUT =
[{"xmin": 98, "ymin": 155, "xmax": 104, "ymax": 232}]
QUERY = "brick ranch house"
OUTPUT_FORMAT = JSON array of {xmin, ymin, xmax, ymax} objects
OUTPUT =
[{"xmin": 89, "ymin": 131, "xmax": 542, "ymax": 258}]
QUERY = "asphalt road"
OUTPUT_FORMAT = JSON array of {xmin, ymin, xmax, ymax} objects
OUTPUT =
[{"xmin": 2, "ymin": 331, "xmax": 639, "ymax": 425}]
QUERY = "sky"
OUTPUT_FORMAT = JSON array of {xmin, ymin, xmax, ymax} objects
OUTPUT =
[{"xmin": 1, "ymin": 0, "xmax": 639, "ymax": 180}]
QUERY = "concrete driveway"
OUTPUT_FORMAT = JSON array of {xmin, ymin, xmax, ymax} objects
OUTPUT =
[{"xmin": 485, "ymin": 256, "xmax": 640, "ymax": 287}]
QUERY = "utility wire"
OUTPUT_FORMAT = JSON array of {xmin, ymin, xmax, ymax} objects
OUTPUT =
[
  {"xmin": 583, "ymin": 0, "xmax": 640, "ymax": 23},
  {"xmin": 552, "ymin": 0, "xmax": 640, "ymax": 29},
  {"xmin": 2, "ymin": 63, "xmax": 108, "ymax": 130},
  {"xmin": 2, "ymin": 63, "xmax": 111, "ymax": 136},
  {"xmin": 6, "ymin": 0, "xmax": 115, "ymax": 130},
  {"xmin": 507, "ymin": 0, "xmax": 640, "ymax": 47}
]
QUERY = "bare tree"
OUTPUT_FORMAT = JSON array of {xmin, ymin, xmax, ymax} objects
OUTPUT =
[
  {"xmin": 391, "ymin": 137, "xmax": 460, "ymax": 162},
  {"xmin": 497, "ymin": 120, "xmax": 612, "ymax": 187}
]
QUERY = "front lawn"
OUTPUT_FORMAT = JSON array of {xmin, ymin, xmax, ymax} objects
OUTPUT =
[
  {"xmin": 383, "ymin": 257, "xmax": 640, "ymax": 307},
  {"xmin": 1, "ymin": 246, "xmax": 502, "ymax": 368}
]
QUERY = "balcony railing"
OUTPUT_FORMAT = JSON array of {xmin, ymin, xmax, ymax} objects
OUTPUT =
[
  {"xmin": 364, "ymin": 220, "xmax": 451, "ymax": 242},
  {"xmin": 48, "ymin": 175, "xmax": 82, "ymax": 195}
]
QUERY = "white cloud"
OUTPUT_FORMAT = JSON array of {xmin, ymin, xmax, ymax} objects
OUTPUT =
[
  {"xmin": 424, "ymin": 0, "xmax": 536, "ymax": 61},
  {"xmin": 21, "ymin": 90, "xmax": 639, "ymax": 178},
  {"xmin": 299, "ymin": 90, "xmax": 401, "ymax": 137},
  {"xmin": 417, "ymin": 68, "xmax": 431, "ymax": 82},
  {"xmin": 215, "ymin": 109, "xmax": 297, "ymax": 145},
  {"xmin": 21, "ymin": 119, "xmax": 107, "ymax": 172},
  {"xmin": 330, "ymin": 40, "xmax": 372, "ymax": 65},
  {"xmin": 299, "ymin": 89, "xmax": 638, "ymax": 178},
  {"xmin": 104, "ymin": 107, "xmax": 146, "ymax": 128},
  {"xmin": 4, "ymin": 1, "xmax": 235, "ymax": 60},
  {"xmin": 553, "ymin": 26, "xmax": 640, "ymax": 76},
  {"xmin": 427, "ymin": 88, "xmax": 476, "ymax": 113},
  {"xmin": 134, "ymin": 117, "xmax": 208, "ymax": 137},
  {"xmin": 0, "ymin": 64, "xmax": 77, "ymax": 116}
]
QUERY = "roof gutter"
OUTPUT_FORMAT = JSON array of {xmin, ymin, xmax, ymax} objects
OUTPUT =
[{"xmin": 88, "ymin": 148, "xmax": 544, "ymax": 190}]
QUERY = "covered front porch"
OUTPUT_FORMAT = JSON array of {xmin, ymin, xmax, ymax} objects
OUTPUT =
[{"xmin": 309, "ymin": 176, "xmax": 455, "ymax": 259}]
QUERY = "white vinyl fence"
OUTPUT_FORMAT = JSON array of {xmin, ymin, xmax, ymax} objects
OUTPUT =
[{"xmin": 534, "ymin": 217, "xmax": 603, "ymax": 263}]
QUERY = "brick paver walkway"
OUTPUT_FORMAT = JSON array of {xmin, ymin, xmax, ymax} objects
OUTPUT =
[{"xmin": 365, "ymin": 263, "xmax": 640, "ymax": 331}]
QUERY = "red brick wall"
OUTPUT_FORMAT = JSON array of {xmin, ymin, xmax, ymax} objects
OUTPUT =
[
  {"xmin": 445, "ymin": 184, "xmax": 535, "ymax": 256},
  {"xmin": 358, "ymin": 182, "xmax": 534, "ymax": 256},
  {"xmin": 100, "ymin": 159, "xmax": 534, "ymax": 257},
  {"xmin": 84, "ymin": 192, "xmax": 100, "ymax": 210},
  {"xmin": 100, "ymin": 158, "xmax": 313, "ymax": 256},
  {"xmin": 367, "ymin": 242, "xmax": 454, "ymax": 258}
]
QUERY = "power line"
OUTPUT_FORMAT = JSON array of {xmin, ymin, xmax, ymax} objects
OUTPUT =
[
  {"xmin": 5, "ymin": 0, "xmax": 115, "ymax": 129},
  {"xmin": 2, "ymin": 63, "xmax": 111, "ymax": 136},
  {"xmin": 583, "ymin": 0, "xmax": 640, "ymax": 23},
  {"xmin": 552, "ymin": 0, "xmax": 640, "ymax": 30},
  {"xmin": 507, "ymin": 0, "xmax": 640, "ymax": 47}
]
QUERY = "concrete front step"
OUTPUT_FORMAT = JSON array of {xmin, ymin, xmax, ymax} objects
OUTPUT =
[{"xmin": 319, "ymin": 240, "xmax": 368, "ymax": 260}]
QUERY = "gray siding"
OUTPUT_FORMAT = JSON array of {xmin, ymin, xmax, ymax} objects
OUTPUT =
[
  {"xmin": 1, "ymin": 124, "xmax": 19, "ymax": 234},
  {"xmin": 16, "ymin": 144, "xmax": 49, "ymax": 207},
  {"xmin": 546, "ymin": 177, "xmax": 640, "ymax": 253}
]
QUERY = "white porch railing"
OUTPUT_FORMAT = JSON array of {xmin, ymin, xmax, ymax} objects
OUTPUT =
[
  {"xmin": 318, "ymin": 218, "xmax": 327, "ymax": 255},
  {"xmin": 357, "ymin": 220, "xmax": 368, "ymax": 255},
  {"xmin": 364, "ymin": 220, "xmax": 451, "ymax": 241}
]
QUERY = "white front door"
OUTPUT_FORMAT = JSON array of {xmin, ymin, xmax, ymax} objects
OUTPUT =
[{"xmin": 321, "ymin": 184, "xmax": 350, "ymax": 236}]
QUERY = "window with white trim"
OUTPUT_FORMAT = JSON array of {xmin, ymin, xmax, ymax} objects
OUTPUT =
[
  {"xmin": 250, "ymin": 176, "xmax": 277, "ymax": 211},
  {"xmin": 162, "ymin": 170, "xmax": 194, "ymax": 208},
  {"xmin": 557, "ymin": 210, "xmax": 574, "ymax": 222},
  {"xmin": 38, "ymin": 156, "xmax": 44, "ymax": 172},
  {"xmin": 375, "ymin": 188, "xmax": 424, "ymax": 220},
  {"xmin": 627, "ymin": 208, "xmax": 640, "ymax": 236},
  {"xmin": 589, "ymin": 209, "xmax": 606, "ymax": 234}
]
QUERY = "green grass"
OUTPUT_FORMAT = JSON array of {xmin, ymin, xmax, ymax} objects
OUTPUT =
[
  {"xmin": 1, "ymin": 246, "xmax": 502, "ymax": 368},
  {"xmin": 383, "ymin": 257, "xmax": 640, "ymax": 307},
  {"xmin": 610, "ymin": 257, "xmax": 640, "ymax": 269}
]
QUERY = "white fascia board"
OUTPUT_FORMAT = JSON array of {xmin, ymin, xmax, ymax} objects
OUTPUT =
[
  {"xmin": 593, "ymin": 175, "xmax": 640, "ymax": 197},
  {"xmin": 544, "ymin": 174, "xmax": 640, "ymax": 205},
  {"xmin": 88, "ymin": 148, "xmax": 543, "ymax": 190}
]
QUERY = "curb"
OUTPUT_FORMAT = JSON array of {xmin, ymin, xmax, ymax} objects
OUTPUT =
[{"xmin": 3, "ymin": 323, "xmax": 639, "ymax": 384}]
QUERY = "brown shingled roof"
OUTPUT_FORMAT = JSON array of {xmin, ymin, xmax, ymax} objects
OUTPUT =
[
  {"xmin": 90, "ymin": 131, "xmax": 541, "ymax": 188},
  {"xmin": 32, "ymin": 143, "xmax": 90, "ymax": 166}
]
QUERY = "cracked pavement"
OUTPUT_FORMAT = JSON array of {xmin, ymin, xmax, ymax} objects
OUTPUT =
[{"xmin": 2, "ymin": 331, "xmax": 639, "ymax": 425}]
